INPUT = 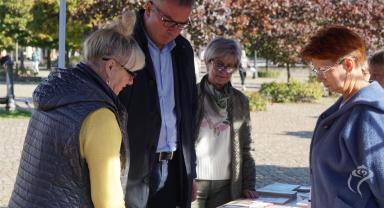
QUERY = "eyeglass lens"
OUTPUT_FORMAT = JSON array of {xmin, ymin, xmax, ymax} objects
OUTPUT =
[
  {"xmin": 150, "ymin": 1, "xmax": 189, "ymax": 29},
  {"xmin": 212, "ymin": 60, "xmax": 237, "ymax": 73}
]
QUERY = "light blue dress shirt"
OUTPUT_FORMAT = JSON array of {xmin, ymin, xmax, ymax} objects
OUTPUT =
[{"xmin": 147, "ymin": 35, "xmax": 177, "ymax": 153}]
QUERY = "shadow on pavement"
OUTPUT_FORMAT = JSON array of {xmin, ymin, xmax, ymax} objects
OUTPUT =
[
  {"xmin": 256, "ymin": 165, "xmax": 310, "ymax": 188},
  {"xmin": 283, "ymin": 131, "xmax": 313, "ymax": 139}
]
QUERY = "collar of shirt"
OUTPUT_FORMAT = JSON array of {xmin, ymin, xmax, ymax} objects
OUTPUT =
[{"xmin": 145, "ymin": 32, "xmax": 176, "ymax": 53}]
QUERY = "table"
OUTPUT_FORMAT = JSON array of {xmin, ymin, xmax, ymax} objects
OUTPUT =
[
  {"xmin": 218, "ymin": 197, "xmax": 309, "ymax": 208},
  {"xmin": 218, "ymin": 182, "xmax": 311, "ymax": 207}
]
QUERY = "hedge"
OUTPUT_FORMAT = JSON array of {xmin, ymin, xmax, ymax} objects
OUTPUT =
[
  {"xmin": 244, "ymin": 92, "xmax": 268, "ymax": 111},
  {"xmin": 259, "ymin": 80, "xmax": 323, "ymax": 103}
]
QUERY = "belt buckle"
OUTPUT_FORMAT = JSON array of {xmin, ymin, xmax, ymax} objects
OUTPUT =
[{"xmin": 158, "ymin": 151, "xmax": 174, "ymax": 161}]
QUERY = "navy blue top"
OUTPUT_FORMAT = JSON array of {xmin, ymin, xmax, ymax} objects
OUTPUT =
[{"xmin": 310, "ymin": 81, "xmax": 384, "ymax": 208}]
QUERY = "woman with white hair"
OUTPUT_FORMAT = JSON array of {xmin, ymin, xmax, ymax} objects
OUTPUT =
[
  {"xmin": 8, "ymin": 11, "xmax": 145, "ymax": 208},
  {"xmin": 192, "ymin": 37, "xmax": 257, "ymax": 208}
]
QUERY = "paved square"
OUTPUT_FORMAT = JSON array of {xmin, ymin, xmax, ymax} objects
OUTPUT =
[{"xmin": 0, "ymin": 69, "xmax": 335, "ymax": 206}]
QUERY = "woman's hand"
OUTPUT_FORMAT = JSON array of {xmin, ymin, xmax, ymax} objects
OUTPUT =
[{"xmin": 242, "ymin": 189, "xmax": 259, "ymax": 199}]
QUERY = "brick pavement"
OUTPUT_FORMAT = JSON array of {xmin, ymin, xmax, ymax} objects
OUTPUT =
[
  {"xmin": 0, "ymin": 68, "xmax": 334, "ymax": 206},
  {"xmin": 252, "ymin": 97, "xmax": 336, "ymax": 188}
]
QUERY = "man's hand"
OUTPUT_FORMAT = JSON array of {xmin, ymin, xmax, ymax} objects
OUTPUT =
[
  {"xmin": 242, "ymin": 189, "xmax": 258, "ymax": 199},
  {"xmin": 192, "ymin": 179, "xmax": 197, "ymax": 201}
]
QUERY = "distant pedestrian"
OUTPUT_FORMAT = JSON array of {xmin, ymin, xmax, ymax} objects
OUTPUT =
[
  {"xmin": 238, "ymin": 63, "xmax": 247, "ymax": 90},
  {"xmin": 249, "ymin": 63, "xmax": 257, "ymax": 79},
  {"xmin": 31, "ymin": 49, "xmax": 40, "ymax": 74},
  {"xmin": 368, "ymin": 49, "xmax": 384, "ymax": 87},
  {"xmin": 0, "ymin": 55, "xmax": 10, "ymax": 65}
]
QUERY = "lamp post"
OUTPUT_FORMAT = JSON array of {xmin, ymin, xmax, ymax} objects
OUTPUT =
[
  {"xmin": 58, "ymin": 0, "xmax": 66, "ymax": 68},
  {"xmin": 0, "ymin": 56, "xmax": 15, "ymax": 111}
]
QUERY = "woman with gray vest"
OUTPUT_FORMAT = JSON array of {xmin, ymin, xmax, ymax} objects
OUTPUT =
[
  {"xmin": 8, "ymin": 11, "xmax": 145, "ymax": 208},
  {"xmin": 192, "ymin": 37, "xmax": 258, "ymax": 208}
]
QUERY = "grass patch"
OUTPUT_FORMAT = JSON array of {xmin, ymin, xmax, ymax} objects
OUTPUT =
[
  {"xmin": 0, "ymin": 109, "xmax": 32, "ymax": 118},
  {"xmin": 257, "ymin": 70, "xmax": 281, "ymax": 78}
]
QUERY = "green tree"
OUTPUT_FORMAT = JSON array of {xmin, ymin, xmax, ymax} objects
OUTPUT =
[
  {"xmin": 28, "ymin": 0, "xmax": 59, "ymax": 69},
  {"xmin": 27, "ymin": 0, "xmax": 91, "ymax": 69},
  {"xmin": 63, "ymin": 0, "xmax": 91, "ymax": 65},
  {"xmin": 0, "ymin": 0, "xmax": 34, "ymax": 72},
  {"xmin": 0, "ymin": 0, "xmax": 33, "ymax": 48}
]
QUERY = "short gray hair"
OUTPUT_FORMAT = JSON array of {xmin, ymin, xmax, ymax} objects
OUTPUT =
[
  {"xmin": 204, "ymin": 37, "xmax": 242, "ymax": 66},
  {"xmin": 83, "ymin": 11, "xmax": 145, "ymax": 72},
  {"xmin": 368, "ymin": 49, "xmax": 384, "ymax": 71}
]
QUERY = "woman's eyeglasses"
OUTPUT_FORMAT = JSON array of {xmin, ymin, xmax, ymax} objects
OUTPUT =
[
  {"xmin": 310, "ymin": 58, "xmax": 346, "ymax": 76},
  {"xmin": 150, "ymin": 1, "xmax": 190, "ymax": 30},
  {"xmin": 102, "ymin": 57, "xmax": 137, "ymax": 78},
  {"xmin": 210, "ymin": 59, "xmax": 238, "ymax": 74}
]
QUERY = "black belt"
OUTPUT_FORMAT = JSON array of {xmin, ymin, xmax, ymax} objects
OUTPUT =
[{"xmin": 156, "ymin": 151, "xmax": 175, "ymax": 161}]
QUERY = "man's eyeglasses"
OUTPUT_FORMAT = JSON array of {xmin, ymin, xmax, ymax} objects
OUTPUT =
[
  {"xmin": 150, "ymin": 1, "xmax": 190, "ymax": 30},
  {"xmin": 310, "ymin": 58, "xmax": 346, "ymax": 76},
  {"xmin": 210, "ymin": 59, "xmax": 238, "ymax": 74},
  {"xmin": 102, "ymin": 57, "xmax": 137, "ymax": 78}
]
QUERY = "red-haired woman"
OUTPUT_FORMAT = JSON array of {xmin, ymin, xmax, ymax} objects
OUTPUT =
[{"xmin": 302, "ymin": 26, "xmax": 384, "ymax": 208}]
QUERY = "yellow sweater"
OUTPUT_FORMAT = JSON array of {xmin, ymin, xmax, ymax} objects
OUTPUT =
[{"xmin": 79, "ymin": 108, "xmax": 125, "ymax": 208}]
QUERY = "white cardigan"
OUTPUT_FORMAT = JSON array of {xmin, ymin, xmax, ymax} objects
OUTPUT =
[{"xmin": 196, "ymin": 97, "xmax": 231, "ymax": 180}]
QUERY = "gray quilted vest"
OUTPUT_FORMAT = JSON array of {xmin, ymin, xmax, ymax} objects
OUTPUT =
[{"xmin": 8, "ymin": 63, "xmax": 129, "ymax": 208}]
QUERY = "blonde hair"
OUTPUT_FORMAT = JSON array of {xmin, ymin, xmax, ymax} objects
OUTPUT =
[{"xmin": 83, "ymin": 11, "xmax": 145, "ymax": 72}]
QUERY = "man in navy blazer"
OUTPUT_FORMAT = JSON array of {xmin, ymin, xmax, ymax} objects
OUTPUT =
[{"xmin": 118, "ymin": 0, "xmax": 197, "ymax": 207}]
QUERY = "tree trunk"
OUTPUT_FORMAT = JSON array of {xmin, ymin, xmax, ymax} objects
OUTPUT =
[
  {"xmin": 65, "ymin": 49, "xmax": 70, "ymax": 67},
  {"xmin": 15, "ymin": 41, "xmax": 18, "ymax": 70},
  {"xmin": 47, "ymin": 48, "xmax": 51, "ymax": 70},
  {"xmin": 20, "ymin": 47, "xmax": 25, "ymax": 70},
  {"xmin": 266, "ymin": 58, "xmax": 269, "ymax": 72},
  {"xmin": 286, "ymin": 63, "xmax": 291, "ymax": 83},
  {"xmin": 254, "ymin": 49, "xmax": 257, "ymax": 70}
]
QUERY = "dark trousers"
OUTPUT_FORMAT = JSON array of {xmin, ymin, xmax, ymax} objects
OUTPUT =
[
  {"xmin": 148, "ymin": 152, "xmax": 181, "ymax": 208},
  {"xmin": 239, "ymin": 70, "xmax": 246, "ymax": 85}
]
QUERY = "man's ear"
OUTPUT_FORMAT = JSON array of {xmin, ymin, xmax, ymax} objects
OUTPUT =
[
  {"xmin": 144, "ymin": 2, "xmax": 151, "ymax": 16},
  {"xmin": 144, "ymin": 1, "xmax": 150, "ymax": 10}
]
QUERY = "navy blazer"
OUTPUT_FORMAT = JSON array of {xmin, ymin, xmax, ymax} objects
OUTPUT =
[
  {"xmin": 310, "ymin": 82, "xmax": 384, "ymax": 208},
  {"xmin": 118, "ymin": 10, "xmax": 197, "ymax": 208}
]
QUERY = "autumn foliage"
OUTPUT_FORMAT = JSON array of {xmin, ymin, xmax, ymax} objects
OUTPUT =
[
  {"xmin": 191, "ymin": 0, "xmax": 384, "ymax": 65},
  {"xmin": 1, "ymin": 0, "xmax": 384, "ymax": 68}
]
